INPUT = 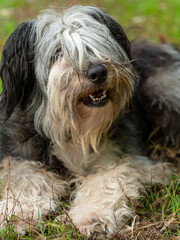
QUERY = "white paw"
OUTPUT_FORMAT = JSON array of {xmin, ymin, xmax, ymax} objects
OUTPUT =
[
  {"xmin": 69, "ymin": 206, "xmax": 132, "ymax": 239},
  {"xmin": 69, "ymin": 189, "xmax": 132, "ymax": 238},
  {"xmin": 0, "ymin": 213, "xmax": 30, "ymax": 235},
  {"xmin": 0, "ymin": 200, "xmax": 37, "ymax": 235},
  {"xmin": 68, "ymin": 170, "xmax": 136, "ymax": 238}
]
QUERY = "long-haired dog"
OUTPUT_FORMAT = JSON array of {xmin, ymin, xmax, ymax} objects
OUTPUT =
[{"xmin": 0, "ymin": 5, "xmax": 179, "ymax": 238}]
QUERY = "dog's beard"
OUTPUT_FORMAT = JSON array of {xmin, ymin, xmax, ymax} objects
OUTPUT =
[
  {"xmin": 35, "ymin": 57, "xmax": 134, "ymax": 156},
  {"xmin": 32, "ymin": 6, "xmax": 135, "ymax": 156}
]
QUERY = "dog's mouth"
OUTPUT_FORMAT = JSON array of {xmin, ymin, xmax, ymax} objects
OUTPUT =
[{"xmin": 82, "ymin": 88, "xmax": 109, "ymax": 107}]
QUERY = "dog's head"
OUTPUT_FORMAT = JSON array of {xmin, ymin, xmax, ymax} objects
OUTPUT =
[{"xmin": 0, "ymin": 6, "xmax": 135, "ymax": 153}]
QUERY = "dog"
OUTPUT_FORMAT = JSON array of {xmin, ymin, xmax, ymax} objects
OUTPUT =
[{"xmin": 0, "ymin": 5, "xmax": 179, "ymax": 238}]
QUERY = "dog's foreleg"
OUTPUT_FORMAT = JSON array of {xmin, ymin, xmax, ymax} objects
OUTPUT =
[
  {"xmin": 0, "ymin": 157, "xmax": 68, "ymax": 234},
  {"xmin": 69, "ymin": 158, "xmax": 171, "ymax": 238}
]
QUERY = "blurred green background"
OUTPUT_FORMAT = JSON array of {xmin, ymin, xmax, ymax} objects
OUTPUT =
[{"xmin": 0, "ymin": 0, "xmax": 180, "ymax": 91}]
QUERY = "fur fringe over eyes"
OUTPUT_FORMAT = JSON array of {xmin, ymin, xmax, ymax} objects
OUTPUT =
[
  {"xmin": 0, "ymin": 6, "xmax": 132, "ymax": 119},
  {"xmin": 0, "ymin": 6, "xmax": 135, "ymax": 156}
]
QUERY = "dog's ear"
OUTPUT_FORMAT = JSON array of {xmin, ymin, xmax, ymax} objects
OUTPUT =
[
  {"xmin": 0, "ymin": 21, "xmax": 36, "ymax": 120},
  {"xmin": 88, "ymin": 8, "xmax": 131, "ymax": 58}
]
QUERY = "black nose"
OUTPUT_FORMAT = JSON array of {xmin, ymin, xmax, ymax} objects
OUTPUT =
[{"xmin": 88, "ymin": 65, "xmax": 107, "ymax": 84}]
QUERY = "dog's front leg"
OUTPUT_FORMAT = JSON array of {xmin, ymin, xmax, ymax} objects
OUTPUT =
[
  {"xmin": 69, "ymin": 159, "xmax": 171, "ymax": 239},
  {"xmin": 0, "ymin": 157, "xmax": 68, "ymax": 234}
]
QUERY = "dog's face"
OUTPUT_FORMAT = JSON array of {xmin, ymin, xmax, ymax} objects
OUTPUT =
[{"xmin": 0, "ymin": 6, "xmax": 135, "ymax": 153}]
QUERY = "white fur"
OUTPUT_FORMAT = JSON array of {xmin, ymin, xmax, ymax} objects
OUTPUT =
[
  {"xmin": 69, "ymin": 158, "xmax": 171, "ymax": 238},
  {"xmin": 32, "ymin": 6, "xmax": 134, "ymax": 164},
  {"xmin": 0, "ymin": 158, "xmax": 68, "ymax": 233}
]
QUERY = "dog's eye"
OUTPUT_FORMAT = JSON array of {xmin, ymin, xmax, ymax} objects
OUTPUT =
[
  {"xmin": 51, "ymin": 48, "xmax": 63, "ymax": 63},
  {"xmin": 86, "ymin": 46, "xmax": 93, "ymax": 55},
  {"xmin": 55, "ymin": 48, "xmax": 63, "ymax": 57}
]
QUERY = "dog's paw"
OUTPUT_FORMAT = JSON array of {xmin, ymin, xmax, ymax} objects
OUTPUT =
[
  {"xmin": 68, "ymin": 170, "xmax": 136, "ymax": 238},
  {"xmin": 0, "ymin": 214, "xmax": 29, "ymax": 235},
  {"xmin": 0, "ymin": 211, "xmax": 37, "ymax": 235},
  {"xmin": 69, "ymin": 213, "xmax": 114, "ymax": 238},
  {"xmin": 69, "ymin": 202, "xmax": 131, "ymax": 239},
  {"xmin": 0, "ymin": 200, "xmax": 37, "ymax": 235}
]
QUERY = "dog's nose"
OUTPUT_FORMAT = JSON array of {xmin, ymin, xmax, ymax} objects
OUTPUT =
[{"xmin": 88, "ymin": 65, "xmax": 107, "ymax": 84}]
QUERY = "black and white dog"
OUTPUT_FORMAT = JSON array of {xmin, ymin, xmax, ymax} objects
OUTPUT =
[{"xmin": 0, "ymin": 5, "xmax": 179, "ymax": 238}]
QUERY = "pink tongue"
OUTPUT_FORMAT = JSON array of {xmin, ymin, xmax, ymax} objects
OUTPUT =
[{"xmin": 93, "ymin": 90, "xmax": 103, "ymax": 98}]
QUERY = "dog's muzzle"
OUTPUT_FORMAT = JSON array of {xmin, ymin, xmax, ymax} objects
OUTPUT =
[{"xmin": 80, "ymin": 64, "xmax": 109, "ymax": 108}]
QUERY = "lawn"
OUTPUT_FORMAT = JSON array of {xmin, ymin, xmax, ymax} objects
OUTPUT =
[{"xmin": 0, "ymin": 0, "xmax": 180, "ymax": 239}]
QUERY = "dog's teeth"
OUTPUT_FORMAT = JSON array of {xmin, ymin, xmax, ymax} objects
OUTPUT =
[
  {"xmin": 89, "ymin": 90, "xmax": 107, "ymax": 102},
  {"xmin": 89, "ymin": 94, "xmax": 95, "ymax": 101}
]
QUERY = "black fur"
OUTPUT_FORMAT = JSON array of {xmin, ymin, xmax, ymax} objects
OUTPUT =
[
  {"xmin": 0, "ymin": 21, "xmax": 36, "ymax": 120},
  {"xmin": 0, "ymin": 21, "xmax": 48, "ymax": 164},
  {"xmin": 131, "ymin": 41, "xmax": 180, "ymax": 144},
  {"xmin": 89, "ymin": 9, "xmax": 131, "ymax": 58}
]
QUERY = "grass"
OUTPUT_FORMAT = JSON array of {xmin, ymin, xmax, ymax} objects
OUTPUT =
[
  {"xmin": 0, "ymin": 177, "xmax": 179, "ymax": 239},
  {"xmin": 0, "ymin": 0, "xmax": 180, "ymax": 239},
  {"xmin": 130, "ymin": 177, "xmax": 180, "ymax": 239}
]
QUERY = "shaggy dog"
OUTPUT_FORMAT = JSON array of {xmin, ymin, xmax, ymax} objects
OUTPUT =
[{"xmin": 0, "ymin": 5, "xmax": 179, "ymax": 238}]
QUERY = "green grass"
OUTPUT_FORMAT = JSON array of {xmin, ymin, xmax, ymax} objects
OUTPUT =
[
  {"xmin": 134, "ymin": 176, "xmax": 180, "ymax": 239},
  {"xmin": 141, "ymin": 176, "xmax": 180, "ymax": 219},
  {"xmin": 0, "ymin": 178, "xmax": 179, "ymax": 239}
]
